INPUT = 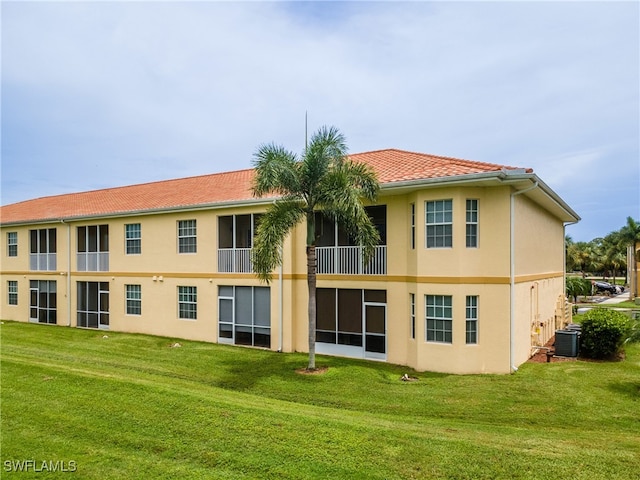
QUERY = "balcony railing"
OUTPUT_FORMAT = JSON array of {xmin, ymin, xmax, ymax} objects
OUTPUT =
[
  {"xmin": 317, "ymin": 245, "xmax": 386, "ymax": 275},
  {"xmin": 217, "ymin": 246, "xmax": 387, "ymax": 275},
  {"xmin": 218, "ymin": 248, "xmax": 253, "ymax": 273}
]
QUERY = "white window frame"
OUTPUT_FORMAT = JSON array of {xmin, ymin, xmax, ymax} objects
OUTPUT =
[
  {"xmin": 8, "ymin": 280, "xmax": 18, "ymax": 305},
  {"xmin": 77, "ymin": 225, "xmax": 109, "ymax": 272},
  {"xmin": 178, "ymin": 220, "xmax": 197, "ymax": 254},
  {"xmin": 466, "ymin": 295, "xmax": 478, "ymax": 344},
  {"xmin": 410, "ymin": 293, "xmax": 416, "ymax": 339},
  {"xmin": 466, "ymin": 199, "xmax": 479, "ymax": 248},
  {"xmin": 218, "ymin": 285, "xmax": 271, "ymax": 347},
  {"xmin": 425, "ymin": 294, "xmax": 453, "ymax": 344},
  {"xmin": 76, "ymin": 281, "xmax": 109, "ymax": 329},
  {"xmin": 7, "ymin": 232, "xmax": 18, "ymax": 257},
  {"xmin": 178, "ymin": 286, "xmax": 197, "ymax": 320},
  {"xmin": 125, "ymin": 284, "xmax": 142, "ymax": 315},
  {"xmin": 125, "ymin": 223, "xmax": 142, "ymax": 255},
  {"xmin": 410, "ymin": 203, "xmax": 416, "ymax": 250},
  {"xmin": 30, "ymin": 280, "xmax": 57, "ymax": 324},
  {"xmin": 425, "ymin": 200, "xmax": 453, "ymax": 248},
  {"xmin": 30, "ymin": 228, "xmax": 57, "ymax": 271}
]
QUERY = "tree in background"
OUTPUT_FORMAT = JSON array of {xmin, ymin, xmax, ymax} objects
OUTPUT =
[
  {"xmin": 565, "ymin": 276, "xmax": 591, "ymax": 303},
  {"xmin": 251, "ymin": 126, "xmax": 380, "ymax": 370},
  {"xmin": 619, "ymin": 217, "xmax": 640, "ymax": 298},
  {"xmin": 566, "ymin": 218, "xmax": 639, "ymax": 289}
]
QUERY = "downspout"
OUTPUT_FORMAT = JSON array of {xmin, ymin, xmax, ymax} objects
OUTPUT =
[
  {"xmin": 61, "ymin": 219, "xmax": 71, "ymax": 326},
  {"xmin": 510, "ymin": 181, "xmax": 538, "ymax": 372}
]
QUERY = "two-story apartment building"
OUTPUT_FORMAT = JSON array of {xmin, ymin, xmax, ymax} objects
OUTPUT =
[{"xmin": 0, "ymin": 149, "xmax": 579, "ymax": 373}]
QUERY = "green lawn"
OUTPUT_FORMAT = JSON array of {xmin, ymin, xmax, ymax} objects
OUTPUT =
[{"xmin": 2, "ymin": 321, "xmax": 639, "ymax": 479}]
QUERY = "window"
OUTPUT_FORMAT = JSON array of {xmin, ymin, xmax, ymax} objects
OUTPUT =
[
  {"xmin": 178, "ymin": 220, "xmax": 197, "ymax": 253},
  {"xmin": 466, "ymin": 296, "xmax": 478, "ymax": 344},
  {"xmin": 77, "ymin": 225, "xmax": 109, "ymax": 271},
  {"xmin": 30, "ymin": 228, "xmax": 57, "ymax": 270},
  {"xmin": 7, "ymin": 232, "xmax": 17, "ymax": 257},
  {"xmin": 218, "ymin": 286, "xmax": 271, "ymax": 347},
  {"xmin": 77, "ymin": 282, "xmax": 109, "ymax": 329},
  {"xmin": 466, "ymin": 199, "xmax": 479, "ymax": 248},
  {"xmin": 30, "ymin": 280, "xmax": 57, "ymax": 324},
  {"xmin": 426, "ymin": 200, "xmax": 452, "ymax": 248},
  {"xmin": 425, "ymin": 295, "xmax": 452, "ymax": 343},
  {"xmin": 125, "ymin": 285, "xmax": 142, "ymax": 315},
  {"xmin": 178, "ymin": 286, "xmax": 197, "ymax": 319},
  {"xmin": 8, "ymin": 281, "xmax": 18, "ymax": 305},
  {"xmin": 410, "ymin": 293, "xmax": 416, "ymax": 339},
  {"xmin": 125, "ymin": 224, "xmax": 141, "ymax": 255},
  {"xmin": 410, "ymin": 203, "xmax": 416, "ymax": 250}
]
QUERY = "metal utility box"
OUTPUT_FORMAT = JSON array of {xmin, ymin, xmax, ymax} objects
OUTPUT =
[{"xmin": 555, "ymin": 330, "xmax": 579, "ymax": 357}]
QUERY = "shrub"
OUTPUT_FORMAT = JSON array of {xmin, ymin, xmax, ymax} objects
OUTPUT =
[
  {"xmin": 565, "ymin": 276, "xmax": 590, "ymax": 303},
  {"xmin": 626, "ymin": 315, "xmax": 640, "ymax": 344},
  {"xmin": 580, "ymin": 308, "xmax": 630, "ymax": 359}
]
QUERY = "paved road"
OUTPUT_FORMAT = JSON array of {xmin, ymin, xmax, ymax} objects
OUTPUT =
[{"xmin": 599, "ymin": 291, "xmax": 631, "ymax": 305}]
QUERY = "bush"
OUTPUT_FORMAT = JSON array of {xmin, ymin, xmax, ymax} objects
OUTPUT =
[
  {"xmin": 580, "ymin": 308, "xmax": 630, "ymax": 359},
  {"xmin": 626, "ymin": 316, "xmax": 640, "ymax": 344},
  {"xmin": 566, "ymin": 276, "xmax": 590, "ymax": 302}
]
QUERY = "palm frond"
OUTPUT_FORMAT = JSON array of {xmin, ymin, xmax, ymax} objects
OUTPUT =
[
  {"xmin": 316, "ymin": 160, "xmax": 381, "ymax": 262},
  {"xmin": 300, "ymin": 126, "xmax": 348, "ymax": 201},
  {"xmin": 251, "ymin": 199, "xmax": 305, "ymax": 283},
  {"xmin": 252, "ymin": 143, "xmax": 300, "ymax": 198},
  {"xmin": 318, "ymin": 159, "xmax": 379, "ymax": 215}
]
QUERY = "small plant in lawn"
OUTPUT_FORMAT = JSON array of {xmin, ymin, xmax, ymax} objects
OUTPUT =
[{"xmin": 580, "ymin": 308, "xmax": 631, "ymax": 359}]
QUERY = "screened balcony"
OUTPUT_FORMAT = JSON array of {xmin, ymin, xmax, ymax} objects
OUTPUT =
[
  {"xmin": 218, "ymin": 213, "xmax": 261, "ymax": 273},
  {"xmin": 315, "ymin": 205, "xmax": 387, "ymax": 276}
]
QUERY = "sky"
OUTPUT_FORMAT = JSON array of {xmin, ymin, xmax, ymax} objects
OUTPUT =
[{"xmin": 1, "ymin": 0, "xmax": 638, "ymax": 242}]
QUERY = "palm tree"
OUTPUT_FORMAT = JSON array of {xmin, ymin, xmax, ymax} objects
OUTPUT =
[
  {"xmin": 600, "ymin": 231, "xmax": 627, "ymax": 285},
  {"xmin": 251, "ymin": 126, "xmax": 381, "ymax": 370},
  {"xmin": 620, "ymin": 217, "xmax": 640, "ymax": 298},
  {"xmin": 569, "ymin": 241, "xmax": 594, "ymax": 276}
]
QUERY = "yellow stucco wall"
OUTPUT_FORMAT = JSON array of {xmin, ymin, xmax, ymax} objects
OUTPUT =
[{"xmin": 0, "ymin": 183, "xmax": 570, "ymax": 374}]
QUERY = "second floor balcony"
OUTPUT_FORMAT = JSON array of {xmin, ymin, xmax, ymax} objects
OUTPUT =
[
  {"xmin": 217, "ymin": 245, "xmax": 387, "ymax": 275},
  {"xmin": 317, "ymin": 245, "xmax": 387, "ymax": 275},
  {"xmin": 218, "ymin": 248, "xmax": 253, "ymax": 273}
]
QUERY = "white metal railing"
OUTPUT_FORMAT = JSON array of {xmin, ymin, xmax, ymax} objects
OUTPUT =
[
  {"xmin": 317, "ymin": 245, "xmax": 386, "ymax": 275},
  {"xmin": 29, "ymin": 253, "xmax": 57, "ymax": 271},
  {"xmin": 218, "ymin": 248, "xmax": 253, "ymax": 273}
]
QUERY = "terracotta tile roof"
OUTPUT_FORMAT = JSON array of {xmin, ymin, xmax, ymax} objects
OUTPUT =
[
  {"xmin": 351, "ymin": 149, "xmax": 531, "ymax": 183},
  {"xmin": 0, "ymin": 149, "xmax": 531, "ymax": 224}
]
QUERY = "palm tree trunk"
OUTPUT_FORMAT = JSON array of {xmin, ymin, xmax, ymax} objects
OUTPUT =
[
  {"xmin": 307, "ymin": 245, "xmax": 317, "ymax": 370},
  {"xmin": 634, "ymin": 241, "xmax": 638, "ymax": 299}
]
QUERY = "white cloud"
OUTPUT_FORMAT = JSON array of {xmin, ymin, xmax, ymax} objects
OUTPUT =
[{"xmin": 1, "ymin": 0, "xmax": 638, "ymax": 241}]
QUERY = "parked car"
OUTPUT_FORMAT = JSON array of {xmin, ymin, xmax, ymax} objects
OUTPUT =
[{"xmin": 592, "ymin": 281, "xmax": 617, "ymax": 295}]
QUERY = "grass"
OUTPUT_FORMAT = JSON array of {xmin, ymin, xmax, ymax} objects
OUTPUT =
[{"xmin": 2, "ymin": 321, "xmax": 639, "ymax": 479}]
